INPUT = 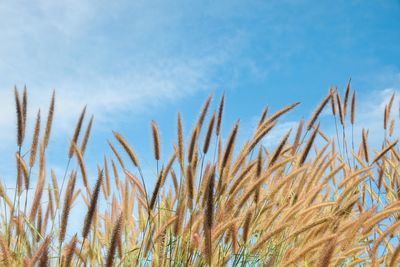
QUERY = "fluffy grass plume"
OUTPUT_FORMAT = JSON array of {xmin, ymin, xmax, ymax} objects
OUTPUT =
[{"xmin": 1, "ymin": 85, "xmax": 400, "ymax": 266}]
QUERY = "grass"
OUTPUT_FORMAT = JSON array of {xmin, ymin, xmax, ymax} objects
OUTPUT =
[{"xmin": 1, "ymin": 83, "xmax": 400, "ymax": 266}]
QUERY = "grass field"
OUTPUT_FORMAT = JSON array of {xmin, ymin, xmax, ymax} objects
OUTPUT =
[{"xmin": 1, "ymin": 83, "xmax": 400, "ymax": 266}]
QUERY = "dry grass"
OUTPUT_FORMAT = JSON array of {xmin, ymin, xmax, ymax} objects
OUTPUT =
[{"xmin": 1, "ymin": 85, "xmax": 400, "ymax": 266}]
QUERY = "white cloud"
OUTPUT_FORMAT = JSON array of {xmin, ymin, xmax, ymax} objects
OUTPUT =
[
  {"xmin": 0, "ymin": 1, "xmax": 236, "ymax": 143},
  {"xmin": 0, "ymin": 1, "xmax": 240, "ymax": 185}
]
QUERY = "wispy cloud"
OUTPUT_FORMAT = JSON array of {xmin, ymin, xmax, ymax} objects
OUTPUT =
[
  {"xmin": 0, "ymin": 0, "xmax": 253, "ymax": 183},
  {"xmin": 0, "ymin": 1, "xmax": 239, "ymax": 142}
]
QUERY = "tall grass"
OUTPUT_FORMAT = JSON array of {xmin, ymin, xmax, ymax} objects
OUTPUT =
[{"xmin": 0, "ymin": 85, "xmax": 400, "ymax": 266}]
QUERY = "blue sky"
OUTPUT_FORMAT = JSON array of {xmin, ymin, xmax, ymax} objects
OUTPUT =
[{"xmin": 0, "ymin": 0, "xmax": 399, "ymax": 187}]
